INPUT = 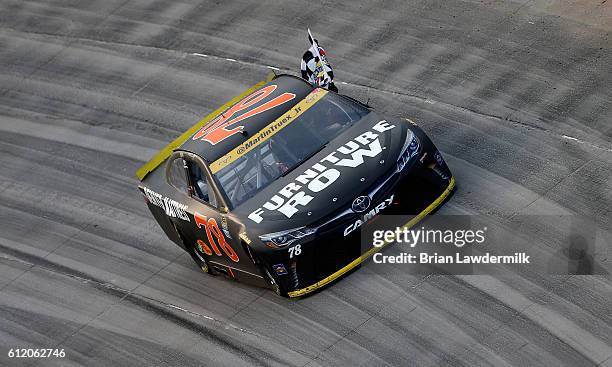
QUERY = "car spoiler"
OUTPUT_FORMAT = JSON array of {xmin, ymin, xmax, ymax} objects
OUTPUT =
[{"xmin": 135, "ymin": 73, "xmax": 276, "ymax": 181}]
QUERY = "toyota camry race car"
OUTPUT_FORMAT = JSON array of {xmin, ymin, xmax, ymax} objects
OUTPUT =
[{"xmin": 137, "ymin": 74, "xmax": 455, "ymax": 297}]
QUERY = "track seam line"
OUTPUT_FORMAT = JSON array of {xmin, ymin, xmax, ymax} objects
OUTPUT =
[
  {"xmin": 3, "ymin": 249, "xmax": 305, "ymax": 367},
  {"xmin": 0, "ymin": 256, "xmax": 35, "ymax": 293},
  {"xmin": 3, "ymin": 248, "xmax": 263, "ymax": 367},
  {"xmin": 0, "ymin": 189, "xmax": 134, "ymax": 303},
  {"xmin": 598, "ymin": 353, "xmax": 612, "ymax": 366},
  {"xmin": 301, "ymin": 275, "xmax": 432, "ymax": 367},
  {"xmin": 302, "ymin": 302, "xmax": 417, "ymax": 367},
  {"xmin": 121, "ymin": 254, "xmax": 257, "ymax": 335},
  {"xmin": 226, "ymin": 288, "xmax": 267, "ymax": 320},
  {"xmin": 448, "ymin": 274, "xmax": 575, "ymax": 365},
  {"xmin": 508, "ymin": 159, "xmax": 592, "ymax": 219},
  {"xmin": 130, "ymin": 53, "xmax": 188, "ymax": 98},
  {"xmin": 35, "ymin": 250, "xmax": 185, "ymax": 367},
  {"xmin": 511, "ymin": 0, "xmax": 534, "ymax": 16},
  {"xmin": 0, "ymin": 251, "xmax": 256, "ymax": 336}
]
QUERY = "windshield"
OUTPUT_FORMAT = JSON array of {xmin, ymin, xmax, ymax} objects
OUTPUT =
[{"xmin": 214, "ymin": 92, "xmax": 370, "ymax": 208}]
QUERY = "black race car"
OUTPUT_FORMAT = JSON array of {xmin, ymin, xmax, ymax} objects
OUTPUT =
[{"xmin": 137, "ymin": 74, "xmax": 454, "ymax": 297}]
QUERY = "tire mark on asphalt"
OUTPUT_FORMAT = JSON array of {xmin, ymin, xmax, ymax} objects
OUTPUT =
[
  {"xmin": 448, "ymin": 274, "xmax": 609, "ymax": 366},
  {"xmin": 0, "ymin": 246, "xmax": 306, "ymax": 367},
  {"xmin": 0, "ymin": 248, "xmax": 249, "ymax": 336},
  {"xmin": 1, "ymin": 256, "xmax": 300, "ymax": 366},
  {"xmin": 0, "ymin": 118, "xmax": 158, "ymax": 162},
  {"xmin": 3, "ymin": 24, "xmax": 611, "ymax": 155},
  {"xmin": 301, "ymin": 275, "xmax": 433, "ymax": 367}
]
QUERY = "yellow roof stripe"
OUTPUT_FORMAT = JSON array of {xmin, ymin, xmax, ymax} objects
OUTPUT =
[
  {"xmin": 209, "ymin": 88, "xmax": 328, "ymax": 174},
  {"xmin": 135, "ymin": 73, "xmax": 275, "ymax": 181}
]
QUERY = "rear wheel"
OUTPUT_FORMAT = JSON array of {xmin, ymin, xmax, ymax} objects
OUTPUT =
[
  {"xmin": 191, "ymin": 244, "xmax": 216, "ymax": 275},
  {"xmin": 172, "ymin": 222, "xmax": 216, "ymax": 276}
]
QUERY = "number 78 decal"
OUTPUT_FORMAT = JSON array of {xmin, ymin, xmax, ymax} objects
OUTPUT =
[
  {"xmin": 288, "ymin": 244, "xmax": 301, "ymax": 259},
  {"xmin": 194, "ymin": 212, "xmax": 239, "ymax": 262}
]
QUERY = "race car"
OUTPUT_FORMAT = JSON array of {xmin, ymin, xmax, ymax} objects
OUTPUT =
[{"xmin": 137, "ymin": 74, "xmax": 455, "ymax": 297}]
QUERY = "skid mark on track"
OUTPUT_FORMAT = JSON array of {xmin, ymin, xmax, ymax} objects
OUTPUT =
[
  {"xmin": 185, "ymin": 50, "xmax": 612, "ymax": 156},
  {"xmin": 449, "ymin": 274, "xmax": 612, "ymax": 366},
  {"xmin": 3, "ymin": 25, "xmax": 611, "ymax": 155},
  {"xmin": 302, "ymin": 274, "xmax": 433, "ymax": 367},
  {"xmin": 0, "ymin": 117, "xmax": 158, "ymax": 162},
  {"xmin": 0, "ymin": 250, "xmax": 254, "ymax": 336},
  {"xmin": 0, "ymin": 246, "xmax": 296, "ymax": 366}
]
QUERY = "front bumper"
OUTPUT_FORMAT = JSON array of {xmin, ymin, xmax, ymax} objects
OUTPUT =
[
  {"xmin": 286, "ymin": 175, "xmax": 455, "ymax": 297},
  {"xmin": 269, "ymin": 148, "xmax": 455, "ymax": 297}
]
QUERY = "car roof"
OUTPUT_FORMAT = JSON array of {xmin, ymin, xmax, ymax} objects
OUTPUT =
[{"xmin": 179, "ymin": 75, "xmax": 314, "ymax": 163}]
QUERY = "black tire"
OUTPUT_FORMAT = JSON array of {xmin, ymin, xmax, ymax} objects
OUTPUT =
[
  {"xmin": 262, "ymin": 266, "xmax": 288, "ymax": 297},
  {"xmin": 190, "ymin": 244, "xmax": 216, "ymax": 275},
  {"xmin": 172, "ymin": 222, "xmax": 216, "ymax": 276},
  {"xmin": 183, "ymin": 237, "xmax": 214, "ymax": 276}
]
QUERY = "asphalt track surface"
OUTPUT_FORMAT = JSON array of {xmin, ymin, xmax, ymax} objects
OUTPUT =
[{"xmin": 0, "ymin": 1, "xmax": 611, "ymax": 366}]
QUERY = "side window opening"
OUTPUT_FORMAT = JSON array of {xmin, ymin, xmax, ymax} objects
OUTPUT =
[
  {"xmin": 187, "ymin": 161, "xmax": 218, "ymax": 208},
  {"xmin": 169, "ymin": 158, "xmax": 189, "ymax": 194}
]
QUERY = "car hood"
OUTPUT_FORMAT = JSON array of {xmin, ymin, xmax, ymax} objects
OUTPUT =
[{"xmin": 232, "ymin": 113, "xmax": 410, "ymax": 235}]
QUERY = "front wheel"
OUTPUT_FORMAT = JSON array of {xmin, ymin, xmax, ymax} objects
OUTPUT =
[{"xmin": 262, "ymin": 266, "xmax": 288, "ymax": 297}]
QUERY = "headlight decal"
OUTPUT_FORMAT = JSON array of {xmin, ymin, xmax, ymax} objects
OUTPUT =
[
  {"xmin": 259, "ymin": 227, "xmax": 316, "ymax": 248},
  {"xmin": 397, "ymin": 133, "xmax": 420, "ymax": 172}
]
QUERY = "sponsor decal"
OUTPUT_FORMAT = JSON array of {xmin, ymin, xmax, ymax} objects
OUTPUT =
[
  {"xmin": 197, "ymin": 239, "xmax": 212, "ymax": 255},
  {"xmin": 419, "ymin": 152, "xmax": 428, "ymax": 164},
  {"xmin": 238, "ymin": 231, "xmax": 252, "ymax": 245},
  {"xmin": 192, "ymin": 85, "xmax": 296, "ymax": 145},
  {"xmin": 220, "ymin": 215, "xmax": 232, "ymax": 239},
  {"xmin": 142, "ymin": 187, "xmax": 190, "ymax": 221},
  {"xmin": 432, "ymin": 151, "xmax": 449, "ymax": 180},
  {"xmin": 209, "ymin": 88, "xmax": 328, "ymax": 173},
  {"xmin": 344, "ymin": 194, "xmax": 395, "ymax": 236},
  {"xmin": 404, "ymin": 117, "xmax": 418, "ymax": 126},
  {"xmin": 272, "ymin": 263, "xmax": 288, "ymax": 275},
  {"xmin": 248, "ymin": 120, "xmax": 396, "ymax": 223},
  {"xmin": 434, "ymin": 151, "xmax": 445, "ymax": 166}
]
